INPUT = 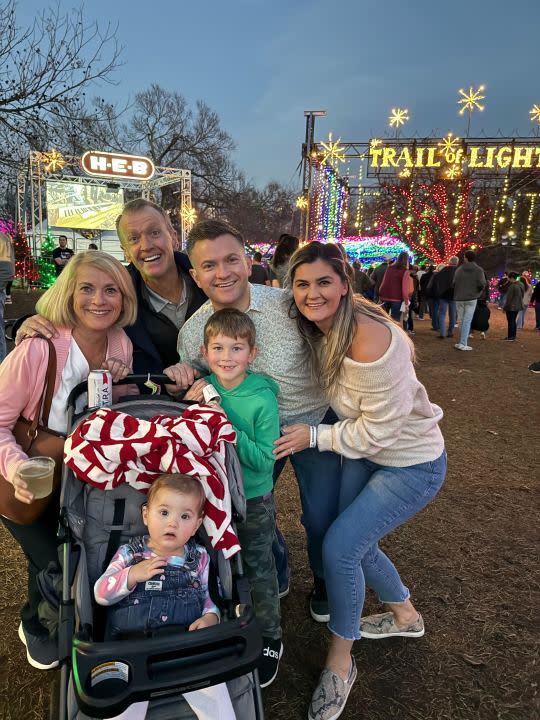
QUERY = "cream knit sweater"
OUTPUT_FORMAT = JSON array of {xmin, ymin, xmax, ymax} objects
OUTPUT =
[{"xmin": 317, "ymin": 323, "xmax": 444, "ymax": 466}]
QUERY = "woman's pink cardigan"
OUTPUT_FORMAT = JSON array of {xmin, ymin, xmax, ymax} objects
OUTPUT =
[{"xmin": 0, "ymin": 326, "xmax": 132, "ymax": 484}]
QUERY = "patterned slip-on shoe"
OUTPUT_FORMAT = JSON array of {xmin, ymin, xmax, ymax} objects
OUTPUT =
[
  {"xmin": 360, "ymin": 611, "xmax": 424, "ymax": 639},
  {"xmin": 308, "ymin": 657, "xmax": 357, "ymax": 720}
]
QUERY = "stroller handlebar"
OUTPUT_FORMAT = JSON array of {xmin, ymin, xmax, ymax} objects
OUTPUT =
[{"xmin": 66, "ymin": 374, "xmax": 178, "ymax": 411}]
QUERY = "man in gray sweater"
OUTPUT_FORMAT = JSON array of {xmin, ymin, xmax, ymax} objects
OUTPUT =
[{"xmin": 453, "ymin": 250, "xmax": 486, "ymax": 351}]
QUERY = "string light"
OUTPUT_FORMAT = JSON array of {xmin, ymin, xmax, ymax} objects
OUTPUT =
[{"xmin": 296, "ymin": 195, "xmax": 308, "ymax": 209}]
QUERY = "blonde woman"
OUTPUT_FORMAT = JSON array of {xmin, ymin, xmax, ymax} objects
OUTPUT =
[
  {"xmin": 273, "ymin": 242, "xmax": 446, "ymax": 720},
  {"xmin": 0, "ymin": 231, "xmax": 15, "ymax": 363},
  {"xmin": 0, "ymin": 251, "xmax": 137, "ymax": 670}
]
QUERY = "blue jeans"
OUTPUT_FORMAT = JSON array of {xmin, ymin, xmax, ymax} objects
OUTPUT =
[
  {"xmin": 324, "ymin": 452, "xmax": 446, "ymax": 641},
  {"xmin": 430, "ymin": 299, "xmax": 440, "ymax": 330},
  {"xmin": 438, "ymin": 299, "xmax": 456, "ymax": 337},
  {"xmin": 0, "ymin": 284, "xmax": 6, "ymax": 364},
  {"xmin": 382, "ymin": 300, "xmax": 401, "ymax": 321},
  {"xmin": 456, "ymin": 299, "xmax": 477, "ymax": 346},
  {"xmin": 273, "ymin": 409, "xmax": 341, "ymax": 582}
]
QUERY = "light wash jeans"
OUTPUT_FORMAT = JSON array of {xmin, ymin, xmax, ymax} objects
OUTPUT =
[
  {"xmin": 0, "ymin": 284, "xmax": 6, "ymax": 364},
  {"xmin": 438, "ymin": 299, "xmax": 457, "ymax": 337},
  {"xmin": 324, "ymin": 452, "xmax": 447, "ymax": 641},
  {"xmin": 456, "ymin": 299, "xmax": 477, "ymax": 346},
  {"xmin": 516, "ymin": 307, "xmax": 527, "ymax": 329}
]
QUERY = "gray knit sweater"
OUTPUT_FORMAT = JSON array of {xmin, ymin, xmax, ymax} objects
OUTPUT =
[{"xmin": 317, "ymin": 323, "xmax": 444, "ymax": 466}]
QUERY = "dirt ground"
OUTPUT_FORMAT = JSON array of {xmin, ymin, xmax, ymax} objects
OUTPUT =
[{"xmin": 1, "ymin": 288, "xmax": 538, "ymax": 720}]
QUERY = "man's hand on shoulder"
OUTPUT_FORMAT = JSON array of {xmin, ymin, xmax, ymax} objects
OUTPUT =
[{"xmin": 15, "ymin": 315, "xmax": 58, "ymax": 345}]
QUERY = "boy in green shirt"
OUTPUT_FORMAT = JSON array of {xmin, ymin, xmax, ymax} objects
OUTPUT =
[{"xmin": 185, "ymin": 308, "xmax": 282, "ymax": 688}]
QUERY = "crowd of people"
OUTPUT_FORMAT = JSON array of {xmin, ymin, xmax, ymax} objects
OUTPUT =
[{"xmin": 0, "ymin": 206, "xmax": 537, "ymax": 720}]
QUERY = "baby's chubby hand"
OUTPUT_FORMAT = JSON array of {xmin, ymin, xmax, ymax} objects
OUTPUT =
[
  {"xmin": 189, "ymin": 612, "xmax": 219, "ymax": 631},
  {"xmin": 127, "ymin": 557, "xmax": 167, "ymax": 589}
]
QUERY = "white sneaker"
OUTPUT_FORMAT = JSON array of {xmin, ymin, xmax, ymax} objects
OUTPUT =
[{"xmin": 454, "ymin": 343, "xmax": 472, "ymax": 351}]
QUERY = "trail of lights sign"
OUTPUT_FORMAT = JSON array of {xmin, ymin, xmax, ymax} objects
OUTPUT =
[{"xmin": 367, "ymin": 137, "xmax": 540, "ymax": 177}]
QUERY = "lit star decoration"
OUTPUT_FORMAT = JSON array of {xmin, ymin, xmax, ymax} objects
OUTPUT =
[
  {"xmin": 458, "ymin": 85, "xmax": 485, "ymax": 115},
  {"xmin": 296, "ymin": 195, "xmax": 308, "ymax": 210},
  {"xmin": 446, "ymin": 164, "xmax": 462, "ymax": 180},
  {"xmin": 530, "ymin": 105, "xmax": 540, "ymax": 124},
  {"xmin": 399, "ymin": 168, "xmax": 411, "ymax": 178},
  {"xmin": 438, "ymin": 133, "xmax": 463, "ymax": 164},
  {"xmin": 41, "ymin": 149, "xmax": 66, "ymax": 173},
  {"xmin": 320, "ymin": 133, "xmax": 346, "ymax": 165},
  {"xmin": 370, "ymin": 138, "xmax": 382, "ymax": 148},
  {"xmin": 180, "ymin": 206, "xmax": 196, "ymax": 227},
  {"xmin": 388, "ymin": 108, "xmax": 409, "ymax": 129}
]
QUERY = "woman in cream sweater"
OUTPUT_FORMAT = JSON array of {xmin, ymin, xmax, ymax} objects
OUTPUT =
[{"xmin": 273, "ymin": 241, "xmax": 446, "ymax": 720}]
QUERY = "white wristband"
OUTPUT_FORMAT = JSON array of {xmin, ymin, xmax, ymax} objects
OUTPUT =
[
  {"xmin": 309, "ymin": 425, "xmax": 318, "ymax": 449},
  {"xmin": 202, "ymin": 384, "xmax": 221, "ymax": 404}
]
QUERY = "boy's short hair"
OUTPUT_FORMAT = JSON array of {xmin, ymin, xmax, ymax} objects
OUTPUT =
[
  {"xmin": 186, "ymin": 219, "xmax": 244, "ymax": 258},
  {"xmin": 508, "ymin": 271, "xmax": 518, "ymax": 279},
  {"xmin": 203, "ymin": 308, "xmax": 256, "ymax": 349},
  {"xmin": 147, "ymin": 473, "xmax": 206, "ymax": 515}
]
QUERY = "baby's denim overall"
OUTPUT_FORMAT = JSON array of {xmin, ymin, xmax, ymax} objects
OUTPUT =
[{"xmin": 108, "ymin": 538, "xmax": 207, "ymax": 635}]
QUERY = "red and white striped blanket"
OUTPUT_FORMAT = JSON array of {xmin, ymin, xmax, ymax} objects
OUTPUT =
[{"xmin": 64, "ymin": 404, "xmax": 240, "ymax": 558}]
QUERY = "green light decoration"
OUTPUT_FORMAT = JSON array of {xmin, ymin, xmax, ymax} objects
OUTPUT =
[{"xmin": 39, "ymin": 230, "xmax": 57, "ymax": 288}]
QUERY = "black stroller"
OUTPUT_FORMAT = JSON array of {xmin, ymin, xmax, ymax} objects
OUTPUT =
[{"xmin": 48, "ymin": 375, "xmax": 264, "ymax": 720}]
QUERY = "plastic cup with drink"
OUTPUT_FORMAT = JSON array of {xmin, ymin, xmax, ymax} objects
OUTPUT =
[{"xmin": 15, "ymin": 457, "xmax": 55, "ymax": 500}]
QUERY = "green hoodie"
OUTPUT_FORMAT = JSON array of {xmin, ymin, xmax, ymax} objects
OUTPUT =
[{"xmin": 207, "ymin": 371, "xmax": 280, "ymax": 500}]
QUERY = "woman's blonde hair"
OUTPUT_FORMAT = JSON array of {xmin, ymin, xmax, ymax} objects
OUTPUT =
[
  {"xmin": 288, "ymin": 242, "xmax": 413, "ymax": 394},
  {"xmin": 36, "ymin": 250, "xmax": 137, "ymax": 328}
]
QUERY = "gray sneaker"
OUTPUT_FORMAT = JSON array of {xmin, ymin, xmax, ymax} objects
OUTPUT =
[
  {"xmin": 360, "ymin": 611, "xmax": 424, "ymax": 639},
  {"xmin": 308, "ymin": 656, "xmax": 357, "ymax": 720}
]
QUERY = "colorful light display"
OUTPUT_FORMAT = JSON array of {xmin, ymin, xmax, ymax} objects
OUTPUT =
[
  {"xmin": 38, "ymin": 230, "xmax": 57, "ymax": 288},
  {"xmin": 325, "ymin": 235, "xmax": 413, "ymax": 266},
  {"xmin": 309, "ymin": 160, "xmax": 348, "ymax": 241},
  {"xmin": 376, "ymin": 180, "xmax": 491, "ymax": 263}
]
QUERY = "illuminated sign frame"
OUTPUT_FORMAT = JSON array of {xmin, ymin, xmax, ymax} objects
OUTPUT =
[
  {"xmin": 81, "ymin": 151, "xmax": 155, "ymax": 180},
  {"xmin": 365, "ymin": 138, "xmax": 540, "ymax": 178}
]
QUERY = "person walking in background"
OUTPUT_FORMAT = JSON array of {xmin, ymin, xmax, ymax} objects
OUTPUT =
[
  {"xmin": 503, "ymin": 273, "xmax": 524, "ymax": 341},
  {"xmin": 516, "ymin": 274, "xmax": 533, "ymax": 329},
  {"xmin": 532, "ymin": 280, "xmax": 540, "ymax": 330},
  {"xmin": 249, "ymin": 251, "xmax": 270, "ymax": 286},
  {"xmin": 52, "ymin": 235, "xmax": 74, "ymax": 276},
  {"xmin": 430, "ymin": 256, "xmax": 458, "ymax": 339},
  {"xmin": 268, "ymin": 234, "xmax": 299, "ymax": 288},
  {"xmin": 497, "ymin": 272, "xmax": 510, "ymax": 310},
  {"xmin": 406, "ymin": 265, "xmax": 420, "ymax": 334},
  {"xmin": 0, "ymin": 232, "xmax": 15, "ymax": 363},
  {"xmin": 371, "ymin": 256, "xmax": 391, "ymax": 303},
  {"xmin": 452, "ymin": 250, "xmax": 486, "ymax": 351},
  {"xmin": 426, "ymin": 263, "xmax": 445, "ymax": 332},
  {"xmin": 352, "ymin": 260, "xmax": 374, "ymax": 299},
  {"xmin": 419, "ymin": 264, "xmax": 434, "ymax": 322},
  {"xmin": 378, "ymin": 252, "xmax": 413, "ymax": 322}
]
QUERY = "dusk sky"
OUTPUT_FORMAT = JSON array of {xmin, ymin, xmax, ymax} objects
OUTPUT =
[{"xmin": 17, "ymin": 0, "xmax": 540, "ymax": 189}]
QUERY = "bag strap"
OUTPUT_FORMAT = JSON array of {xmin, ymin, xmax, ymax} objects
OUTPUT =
[{"xmin": 27, "ymin": 338, "xmax": 57, "ymax": 437}]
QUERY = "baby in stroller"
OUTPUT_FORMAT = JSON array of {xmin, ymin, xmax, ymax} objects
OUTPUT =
[{"xmin": 94, "ymin": 472, "xmax": 235, "ymax": 720}]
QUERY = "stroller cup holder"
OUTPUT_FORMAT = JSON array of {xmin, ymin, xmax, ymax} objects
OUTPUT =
[{"xmin": 73, "ymin": 605, "xmax": 262, "ymax": 718}]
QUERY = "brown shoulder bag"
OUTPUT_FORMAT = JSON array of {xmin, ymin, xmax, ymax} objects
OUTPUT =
[{"xmin": 0, "ymin": 339, "xmax": 66, "ymax": 525}]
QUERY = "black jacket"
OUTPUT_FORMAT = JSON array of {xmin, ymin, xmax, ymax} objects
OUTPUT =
[
  {"xmin": 125, "ymin": 252, "xmax": 207, "ymax": 373},
  {"xmin": 430, "ymin": 265, "xmax": 457, "ymax": 300}
]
